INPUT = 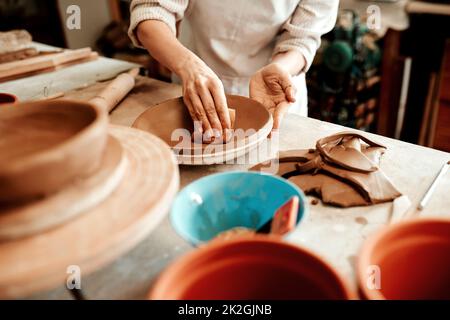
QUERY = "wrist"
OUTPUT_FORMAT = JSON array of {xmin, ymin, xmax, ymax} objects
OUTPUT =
[
  {"xmin": 271, "ymin": 50, "xmax": 306, "ymax": 76},
  {"xmin": 173, "ymin": 49, "xmax": 202, "ymax": 80}
]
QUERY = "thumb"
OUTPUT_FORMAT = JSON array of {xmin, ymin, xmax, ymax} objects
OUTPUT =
[
  {"xmin": 278, "ymin": 72, "xmax": 296, "ymax": 103},
  {"xmin": 273, "ymin": 101, "xmax": 290, "ymax": 130}
]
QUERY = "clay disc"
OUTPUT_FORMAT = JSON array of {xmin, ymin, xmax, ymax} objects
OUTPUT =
[
  {"xmin": 0, "ymin": 125, "xmax": 179, "ymax": 299},
  {"xmin": 132, "ymin": 95, "xmax": 273, "ymax": 165},
  {"xmin": 0, "ymin": 136, "xmax": 127, "ymax": 241}
]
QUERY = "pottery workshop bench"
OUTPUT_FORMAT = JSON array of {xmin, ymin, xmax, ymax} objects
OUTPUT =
[{"xmin": 1, "ymin": 61, "xmax": 450, "ymax": 299}]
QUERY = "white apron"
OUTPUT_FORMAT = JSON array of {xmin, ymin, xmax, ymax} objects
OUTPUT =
[{"xmin": 175, "ymin": 0, "xmax": 308, "ymax": 117}]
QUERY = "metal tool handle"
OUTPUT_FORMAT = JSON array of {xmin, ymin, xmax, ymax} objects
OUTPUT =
[{"xmin": 418, "ymin": 161, "xmax": 449, "ymax": 210}]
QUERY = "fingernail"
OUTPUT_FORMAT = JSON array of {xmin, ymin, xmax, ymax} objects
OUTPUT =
[
  {"xmin": 204, "ymin": 130, "xmax": 213, "ymax": 141},
  {"xmin": 224, "ymin": 129, "xmax": 233, "ymax": 142}
]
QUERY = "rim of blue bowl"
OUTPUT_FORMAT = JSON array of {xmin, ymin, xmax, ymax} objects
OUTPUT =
[{"xmin": 170, "ymin": 171, "xmax": 309, "ymax": 246}]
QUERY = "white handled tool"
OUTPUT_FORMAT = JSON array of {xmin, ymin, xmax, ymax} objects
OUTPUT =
[{"xmin": 418, "ymin": 161, "xmax": 449, "ymax": 210}]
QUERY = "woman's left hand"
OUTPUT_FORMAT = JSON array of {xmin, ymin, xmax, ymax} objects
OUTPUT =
[{"xmin": 250, "ymin": 63, "xmax": 297, "ymax": 131}]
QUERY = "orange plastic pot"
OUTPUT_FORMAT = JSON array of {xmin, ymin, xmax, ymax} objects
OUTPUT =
[
  {"xmin": 149, "ymin": 236, "xmax": 354, "ymax": 300},
  {"xmin": 358, "ymin": 218, "xmax": 450, "ymax": 300}
]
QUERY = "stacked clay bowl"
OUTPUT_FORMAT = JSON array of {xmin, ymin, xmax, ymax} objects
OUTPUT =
[
  {"xmin": 0, "ymin": 99, "xmax": 108, "ymax": 203},
  {"xmin": 0, "ymin": 99, "xmax": 179, "ymax": 298}
]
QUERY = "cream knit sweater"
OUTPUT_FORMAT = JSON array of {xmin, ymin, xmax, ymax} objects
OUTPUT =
[{"xmin": 129, "ymin": 0, "xmax": 339, "ymax": 73}]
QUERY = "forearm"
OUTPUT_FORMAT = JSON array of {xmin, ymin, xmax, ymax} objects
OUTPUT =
[
  {"xmin": 136, "ymin": 20, "xmax": 201, "ymax": 78},
  {"xmin": 271, "ymin": 50, "xmax": 306, "ymax": 76}
]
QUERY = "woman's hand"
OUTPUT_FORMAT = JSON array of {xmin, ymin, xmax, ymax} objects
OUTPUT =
[
  {"xmin": 137, "ymin": 20, "xmax": 231, "ymax": 142},
  {"xmin": 178, "ymin": 55, "xmax": 231, "ymax": 142},
  {"xmin": 250, "ymin": 63, "xmax": 297, "ymax": 131}
]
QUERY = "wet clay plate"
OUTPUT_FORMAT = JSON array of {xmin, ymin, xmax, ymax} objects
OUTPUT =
[
  {"xmin": 0, "ymin": 125, "xmax": 179, "ymax": 299},
  {"xmin": 132, "ymin": 95, "xmax": 273, "ymax": 165}
]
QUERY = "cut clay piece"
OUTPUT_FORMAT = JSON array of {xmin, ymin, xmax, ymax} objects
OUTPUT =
[
  {"xmin": 250, "ymin": 132, "xmax": 401, "ymax": 208},
  {"xmin": 316, "ymin": 132, "xmax": 386, "ymax": 173},
  {"xmin": 250, "ymin": 161, "xmax": 299, "ymax": 177},
  {"xmin": 0, "ymin": 99, "xmax": 108, "ymax": 203},
  {"xmin": 318, "ymin": 163, "xmax": 401, "ymax": 204},
  {"xmin": 289, "ymin": 174, "xmax": 369, "ymax": 207}
]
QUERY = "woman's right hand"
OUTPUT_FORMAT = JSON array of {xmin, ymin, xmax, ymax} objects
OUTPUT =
[{"xmin": 178, "ymin": 55, "xmax": 231, "ymax": 142}]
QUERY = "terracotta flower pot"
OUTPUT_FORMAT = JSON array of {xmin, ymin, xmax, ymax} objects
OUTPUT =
[
  {"xmin": 0, "ymin": 93, "xmax": 18, "ymax": 105},
  {"xmin": 358, "ymin": 218, "xmax": 450, "ymax": 300},
  {"xmin": 149, "ymin": 236, "xmax": 354, "ymax": 300},
  {"xmin": 0, "ymin": 99, "xmax": 108, "ymax": 203}
]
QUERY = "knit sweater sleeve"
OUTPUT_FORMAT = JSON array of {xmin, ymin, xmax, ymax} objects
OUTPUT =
[
  {"xmin": 128, "ymin": 0, "xmax": 189, "ymax": 48},
  {"xmin": 274, "ymin": 0, "xmax": 339, "ymax": 73}
]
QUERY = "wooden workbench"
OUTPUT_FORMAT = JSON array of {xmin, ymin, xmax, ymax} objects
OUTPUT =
[{"xmin": 12, "ymin": 74, "xmax": 444, "ymax": 299}]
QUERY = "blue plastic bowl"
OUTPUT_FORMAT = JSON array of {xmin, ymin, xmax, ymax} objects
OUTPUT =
[{"xmin": 170, "ymin": 171, "xmax": 308, "ymax": 246}]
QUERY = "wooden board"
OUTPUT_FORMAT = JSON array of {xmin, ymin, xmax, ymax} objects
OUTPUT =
[
  {"xmin": 0, "ymin": 48, "xmax": 95, "ymax": 83},
  {"xmin": 0, "ymin": 136, "xmax": 127, "ymax": 241},
  {"xmin": 0, "ymin": 125, "xmax": 179, "ymax": 299}
]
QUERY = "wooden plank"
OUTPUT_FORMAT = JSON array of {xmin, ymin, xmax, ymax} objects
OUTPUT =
[
  {"xmin": 0, "ymin": 48, "xmax": 39, "ymax": 64},
  {"xmin": 377, "ymin": 30, "xmax": 403, "ymax": 138},
  {"xmin": 433, "ymin": 41, "xmax": 450, "ymax": 152},
  {"xmin": 0, "ymin": 48, "xmax": 93, "ymax": 81},
  {"xmin": 418, "ymin": 73, "xmax": 437, "ymax": 146}
]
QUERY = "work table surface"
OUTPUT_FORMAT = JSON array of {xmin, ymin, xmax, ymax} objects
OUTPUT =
[{"xmin": 22, "ymin": 75, "xmax": 450, "ymax": 299}]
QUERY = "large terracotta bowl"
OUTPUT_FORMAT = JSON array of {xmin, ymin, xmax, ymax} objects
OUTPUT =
[
  {"xmin": 358, "ymin": 218, "xmax": 450, "ymax": 300},
  {"xmin": 0, "ymin": 99, "xmax": 108, "ymax": 203},
  {"xmin": 149, "ymin": 236, "xmax": 354, "ymax": 300}
]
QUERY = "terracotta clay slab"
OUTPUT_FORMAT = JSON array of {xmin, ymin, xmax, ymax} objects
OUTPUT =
[
  {"xmin": 0, "ymin": 99, "xmax": 108, "ymax": 203},
  {"xmin": 0, "ymin": 125, "xmax": 179, "ymax": 299},
  {"xmin": 0, "ymin": 136, "xmax": 127, "ymax": 241},
  {"xmin": 132, "ymin": 95, "xmax": 273, "ymax": 165}
]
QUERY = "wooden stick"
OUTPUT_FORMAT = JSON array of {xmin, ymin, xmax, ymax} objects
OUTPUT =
[{"xmin": 89, "ymin": 68, "xmax": 139, "ymax": 113}]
